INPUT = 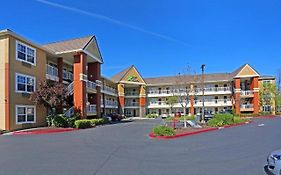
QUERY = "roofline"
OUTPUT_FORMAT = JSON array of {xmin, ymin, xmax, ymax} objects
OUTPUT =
[{"xmin": 0, "ymin": 29, "xmax": 56, "ymax": 56}]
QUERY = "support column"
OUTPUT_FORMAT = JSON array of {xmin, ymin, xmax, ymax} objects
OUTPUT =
[
  {"xmin": 57, "ymin": 57, "xmax": 63, "ymax": 113},
  {"xmin": 235, "ymin": 78, "xmax": 241, "ymax": 114},
  {"xmin": 189, "ymin": 84, "xmax": 194, "ymax": 115},
  {"xmin": 252, "ymin": 77, "xmax": 259, "ymax": 114},
  {"xmin": 57, "ymin": 57, "xmax": 63, "ymax": 83},
  {"xmin": 88, "ymin": 62, "xmax": 101, "ymax": 118},
  {"xmin": 118, "ymin": 84, "xmax": 125, "ymax": 116},
  {"xmin": 139, "ymin": 85, "xmax": 146, "ymax": 118},
  {"xmin": 73, "ymin": 52, "xmax": 87, "ymax": 119}
]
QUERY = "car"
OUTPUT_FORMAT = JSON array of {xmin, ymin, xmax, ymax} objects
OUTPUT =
[
  {"xmin": 160, "ymin": 113, "xmax": 168, "ymax": 119},
  {"xmin": 266, "ymin": 149, "xmax": 281, "ymax": 175},
  {"xmin": 107, "ymin": 113, "xmax": 123, "ymax": 122}
]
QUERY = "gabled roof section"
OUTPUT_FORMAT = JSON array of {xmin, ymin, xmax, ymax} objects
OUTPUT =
[
  {"xmin": 43, "ymin": 35, "xmax": 103, "ymax": 63},
  {"xmin": 43, "ymin": 35, "xmax": 93, "ymax": 53},
  {"xmin": 231, "ymin": 64, "xmax": 260, "ymax": 78},
  {"xmin": 110, "ymin": 65, "xmax": 146, "ymax": 84}
]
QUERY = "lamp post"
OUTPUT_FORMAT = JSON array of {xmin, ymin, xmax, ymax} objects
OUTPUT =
[{"xmin": 201, "ymin": 64, "xmax": 205, "ymax": 123}]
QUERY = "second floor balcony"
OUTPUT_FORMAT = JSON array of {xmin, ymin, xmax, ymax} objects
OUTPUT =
[
  {"xmin": 125, "ymin": 102, "xmax": 139, "ymax": 107},
  {"xmin": 101, "ymin": 100, "xmax": 118, "ymax": 108},
  {"xmin": 240, "ymin": 90, "xmax": 254, "ymax": 97},
  {"xmin": 86, "ymin": 80, "xmax": 97, "ymax": 93},
  {"xmin": 101, "ymin": 85, "xmax": 117, "ymax": 96},
  {"xmin": 46, "ymin": 64, "xmax": 59, "ymax": 81}
]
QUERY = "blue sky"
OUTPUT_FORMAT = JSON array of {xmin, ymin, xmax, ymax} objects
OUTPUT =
[{"xmin": 1, "ymin": 0, "xmax": 281, "ymax": 78}]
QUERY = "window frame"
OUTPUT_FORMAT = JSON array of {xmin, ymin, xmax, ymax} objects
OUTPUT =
[
  {"xmin": 15, "ymin": 73, "xmax": 36, "ymax": 94},
  {"xmin": 16, "ymin": 40, "xmax": 36, "ymax": 66},
  {"xmin": 15, "ymin": 105, "xmax": 36, "ymax": 124}
]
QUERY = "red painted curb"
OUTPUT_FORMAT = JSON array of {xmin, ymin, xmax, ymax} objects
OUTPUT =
[
  {"xmin": 12, "ymin": 128, "xmax": 78, "ymax": 135},
  {"xmin": 150, "ymin": 121, "xmax": 251, "ymax": 139}
]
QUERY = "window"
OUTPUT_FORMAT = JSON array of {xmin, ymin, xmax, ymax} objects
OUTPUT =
[
  {"xmin": 16, "ymin": 105, "xmax": 36, "ymax": 124},
  {"xmin": 16, "ymin": 41, "xmax": 36, "ymax": 65},
  {"xmin": 262, "ymin": 105, "xmax": 272, "ymax": 112},
  {"xmin": 16, "ymin": 73, "xmax": 36, "ymax": 93}
]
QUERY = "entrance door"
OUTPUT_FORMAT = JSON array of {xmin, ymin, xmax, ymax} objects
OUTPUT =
[{"xmin": 133, "ymin": 109, "xmax": 136, "ymax": 117}]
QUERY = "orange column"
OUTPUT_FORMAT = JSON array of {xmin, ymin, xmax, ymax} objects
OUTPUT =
[
  {"xmin": 117, "ymin": 84, "xmax": 125, "ymax": 116},
  {"xmin": 190, "ymin": 95, "xmax": 194, "ymax": 115},
  {"xmin": 73, "ymin": 52, "xmax": 87, "ymax": 119},
  {"xmin": 252, "ymin": 77, "xmax": 259, "ymax": 114},
  {"xmin": 235, "ymin": 78, "xmax": 241, "ymax": 114},
  {"xmin": 88, "ymin": 62, "xmax": 101, "ymax": 117}
]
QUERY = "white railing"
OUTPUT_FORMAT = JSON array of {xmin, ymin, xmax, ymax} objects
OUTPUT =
[
  {"xmin": 101, "ymin": 100, "xmax": 118, "ymax": 106},
  {"xmin": 63, "ymin": 70, "xmax": 73, "ymax": 81},
  {"xmin": 87, "ymin": 80, "xmax": 97, "ymax": 90},
  {"xmin": 102, "ymin": 85, "xmax": 117, "ymax": 95},
  {"xmin": 67, "ymin": 82, "xmax": 74, "ymax": 95},
  {"xmin": 125, "ymin": 92, "xmax": 139, "ymax": 96},
  {"xmin": 87, "ymin": 104, "xmax": 96, "ymax": 113},
  {"xmin": 194, "ymin": 99, "xmax": 231, "ymax": 105},
  {"xmin": 46, "ymin": 64, "xmax": 58, "ymax": 77},
  {"xmin": 240, "ymin": 90, "xmax": 254, "ymax": 96},
  {"xmin": 195, "ymin": 87, "xmax": 231, "ymax": 93},
  {"xmin": 64, "ymin": 107, "xmax": 74, "ymax": 117},
  {"xmin": 125, "ymin": 102, "xmax": 139, "ymax": 106},
  {"xmin": 240, "ymin": 104, "xmax": 254, "ymax": 109}
]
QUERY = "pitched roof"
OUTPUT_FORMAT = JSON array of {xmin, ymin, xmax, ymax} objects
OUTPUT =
[
  {"xmin": 144, "ymin": 73, "xmax": 232, "ymax": 85},
  {"xmin": 43, "ymin": 35, "xmax": 94, "ymax": 54},
  {"xmin": 230, "ymin": 64, "xmax": 246, "ymax": 77},
  {"xmin": 110, "ymin": 65, "xmax": 134, "ymax": 82}
]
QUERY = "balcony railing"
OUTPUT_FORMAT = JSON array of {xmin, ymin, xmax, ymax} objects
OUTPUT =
[
  {"xmin": 125, "ymin": 92, "xmax": 139, "ymax": 96},
  {"xmin": 240, "ymin": 90, "xmax": 254, "ymax": 96},
  {"xmin": 240, "ymin": 104, "xmax": 254, "ymax": 109},
  {"xmin": 63, "ymin": 70, "xmax": 73, "ymax": 81},
  {"xmin": 102, "ymin": 85, "xmax": 117, "ymax": 95},
  {"xmin": 87, "ymin": 104, "xmax": 96, "ymax": 114},
  {"xmin": 87, "ymin": 80, "xmax": 97, "ymax": 91},
  {"xmin": 195, "ymin": 87, "xmax": 231, "ymax": 93},
  {"xmin": 46, "ymin": 64, "xmax": 58, "ymax": 77},
  {"xmin": 101, "ymin": 100, "xmax": 118, "ymax": 106},
  {"xmin": 125, "ymin": 102, "xmax": 139, "ymax": 106}
]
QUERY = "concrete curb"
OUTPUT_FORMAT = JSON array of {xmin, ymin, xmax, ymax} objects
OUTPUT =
[
  {"xmin": 4, "ymin": 128, "xmax": 78, "ymax": 136},
  {"xmin": 149, "ymin": 121, "xmax": 252, "ymax": 140}
]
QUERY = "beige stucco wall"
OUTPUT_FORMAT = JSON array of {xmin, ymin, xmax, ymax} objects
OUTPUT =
[
  {"xmin": 8, "ymin": 35, "xmax": 47, "ymax": 131},
  {"xmin": 0, "ymin": 35, "xmax": 8, "ymax": 130}
]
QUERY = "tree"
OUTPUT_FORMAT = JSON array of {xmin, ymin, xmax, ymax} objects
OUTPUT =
[
  {"xmin": 259, "ymin": 82, "xmax": 279, "ymax": 113},
  {"xmin": 174, "ymin": 66, "xmax": 199, "ymax": 127},
  {"xmin": 29, "ymin": 80, "xmax": 69, "ymax": 114},
  {"xmin": 166, "ymin": 96, "xmax": 178, "ymax": 116},
  {"xmin": 277, "ymin": 69, "xmax": 281, "ymax": 92}
]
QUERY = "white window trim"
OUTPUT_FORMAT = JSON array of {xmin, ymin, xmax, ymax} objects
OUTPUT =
[
  {"xmin": 16, "ymin": 40, "xmax": 36, "ymax": 66},
  {"xmin": 15, "ymin": 73, "xmax": 36, "ymax": 94},
  {"xmin": 15, "ymin": 105, "xmax": 36, "ymax": 124}
]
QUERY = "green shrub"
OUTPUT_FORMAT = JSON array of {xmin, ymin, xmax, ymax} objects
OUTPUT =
[
  {"xmin": 46, "ymin": 114, "xmax": 55, "ymax": 126},
  {"xmin": 145, "ymin": 114, "xmax": 158, "ymax": 118},
  {"xmin": 152, "ymin": 125, "xmax": 175, "ymax": 136},
  {"xmin": 53, "ymin": 114, "xmax": 68, "ymax": 127},
  {"xmin": 90, "ymin": 118, "xmax": 109, "ymax": 126},
  {"xmin": 233, "ymin": 117, "xmax": 249, "ymax": 123},
  {"xmin": 207, "ymin": 118, "xmax": 225, "ymax": 127},
  {"xmin": 66, "ymin": 117, "xmax": 79, "ymax": 128},
  {"xmin": 213, "ymin": 114, "xmax": 234, "ymax": 125},
  {"xmin": 74, "ymin": 119, "xmax": 93, "ymax": 129},
  {"xmin": 165, "ymin": 115, "xmax": 195, "ymax": 122}
]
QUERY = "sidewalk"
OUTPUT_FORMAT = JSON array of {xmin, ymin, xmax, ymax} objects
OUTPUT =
[{"xmin": 3, "ymin": 127, "xmax": 78, "ymax": 136}]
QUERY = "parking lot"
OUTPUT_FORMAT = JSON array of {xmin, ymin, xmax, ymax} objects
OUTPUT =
[{"xmin": 0, "ymin": 117, "xmax": 280, "ymax": 175}]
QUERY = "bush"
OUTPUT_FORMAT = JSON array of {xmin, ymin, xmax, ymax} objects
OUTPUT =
[
  {"xmin": 165, "ymin": 115, "xmax": 195, "ymax": 122},
  {"xmin": 66, "ymin": 117, "xmax": 79, "ymax": 128},
  {"xmin": 46, "ymin": 114, "xmax": 55, "ymax": 126},
  {"xmin": 145, "ymin": 114, "xmax": 158, "ymax": 118},
  {"xmin": 207, "ymin": 114, "xmax": 249, "ymax": 127},
  {"xmin": 90, "ymin": 118, "xmax": 109, "ymax": 126},
  {"xmin": 53, "ymin": 114, "xmax": 68, "ymax": 127},
  {"xmin": 152, "ymin": 125, "xmax": 175, "ymax": 136},
  {"xmin": 74, "ymin": 119, "xmax": 94, "ymax": 129}
]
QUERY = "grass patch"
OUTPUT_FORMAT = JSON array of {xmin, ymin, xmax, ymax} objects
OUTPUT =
[
  {"xmin": 207, "ymin": 114, "xmax": 249, "ymax": 127},
  {"xmin": 152, "ymin": 125, "xmax": 175, "ymax": 136},
  {"xmin": 165, "ymin": 115, "xmax": 195, "ymax": 122}
]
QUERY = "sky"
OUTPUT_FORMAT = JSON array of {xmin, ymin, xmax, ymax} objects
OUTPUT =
[{"xmin": 1, "ymin": 0, "xmax": 281, "ymax": 78}]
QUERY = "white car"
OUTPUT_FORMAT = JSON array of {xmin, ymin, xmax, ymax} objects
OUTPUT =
[{"xmin": 267, "ymin": 149, "xmax": 281, "ymax": 175}]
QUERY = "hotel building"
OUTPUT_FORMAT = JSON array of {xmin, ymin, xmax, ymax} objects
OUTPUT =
[{"xmin": 0, "ymin": 29, "xmax": 276, "ymax": 131}]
